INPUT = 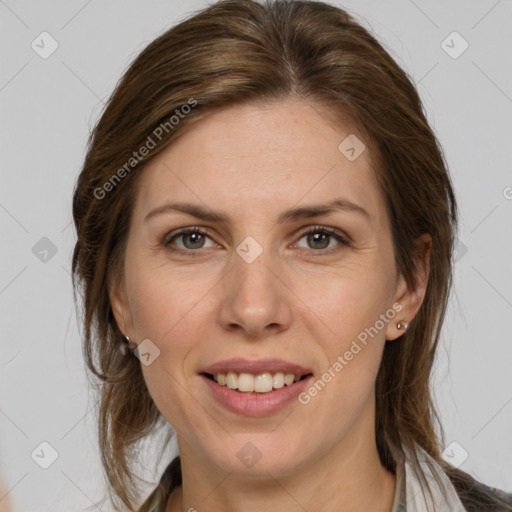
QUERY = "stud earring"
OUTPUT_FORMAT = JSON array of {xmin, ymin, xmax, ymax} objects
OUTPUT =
[
  {"xmin": 120, "ymin": 335, "xmax": 137, "ymax": 355},
  {"xmin": 396, "ymin": 319, "xmax": 408, "ymax": 332}
]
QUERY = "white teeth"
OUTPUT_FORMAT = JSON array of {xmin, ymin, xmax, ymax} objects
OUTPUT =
[
  {"xmin": 272, "ymin": 372, "xmax": 285, "ymax": 389},
  {"xmin": 254, "ymin": 373, "xmax": 273, "ymax": 393},
  {"xmin": 238, "ymin": 373, "xmax": 255, "ymax": 392},
  {"xmin": 226, "ymin": 372, "xmax": 238, "ymax": 389},
  {"xmin": 284, "ymin": 373, "xmax": 295, "ymax": 386},
  {"xmin": 212, "ymin": 371, "xmax": 305, "ymax": 393}
]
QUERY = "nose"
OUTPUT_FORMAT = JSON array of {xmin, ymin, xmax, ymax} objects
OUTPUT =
[{"xmin": 218, "ymin": 250, "xmax": 292, "ymax": 338}]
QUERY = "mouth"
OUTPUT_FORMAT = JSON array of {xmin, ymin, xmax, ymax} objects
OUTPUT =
[
  {"xmin": 199, "ymin": 357, "xmax": 314, "ymax": 393},
  {"xmin": 201, "ymin": 371, "xmax": 313, "ymax": 393},
  {"xmin": 198, "ymin": 358, "xmax": 314, "ymax": 416}
]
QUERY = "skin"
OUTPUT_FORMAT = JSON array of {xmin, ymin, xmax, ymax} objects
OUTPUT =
[
  {"xmin": 109, "ymin": 98, "xmax": 431, "ymax": 512},
  {"xmin": 0, "ymin": 478, "xmax": 12, "ymax": 512}
]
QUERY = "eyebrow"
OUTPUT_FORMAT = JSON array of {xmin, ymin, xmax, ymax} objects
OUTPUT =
[{"xmin": 144, "ymin": 198, "xmax": 370, "ymax": 225}]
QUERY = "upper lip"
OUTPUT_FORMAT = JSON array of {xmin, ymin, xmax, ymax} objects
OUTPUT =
[{"xmin": 200, "ymin": 358, "xmax": 313, "ymax": 376}]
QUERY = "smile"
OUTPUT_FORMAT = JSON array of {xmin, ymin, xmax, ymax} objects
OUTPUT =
[
  {"xmin": 199, "ymin": 358, "xmax": 314, "ymax": 416},
  {"xmin": 204, "ymin": 371, "xmax": 310, "ymax": 393}
]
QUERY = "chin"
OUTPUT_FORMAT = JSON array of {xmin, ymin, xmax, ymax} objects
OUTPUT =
[{"xmin": 203, "ymin": 436, "xmax": 306, "ymax": 479}]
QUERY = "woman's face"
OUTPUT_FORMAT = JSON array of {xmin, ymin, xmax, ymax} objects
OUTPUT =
[{"xmin": 110, "ymin": 98, "xmax": 428, "ymax": 478}]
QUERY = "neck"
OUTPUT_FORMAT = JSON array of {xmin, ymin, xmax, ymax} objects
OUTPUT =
[{"xmin": 166, "ymin": 409, "xmax": 396, "ymax": 512}]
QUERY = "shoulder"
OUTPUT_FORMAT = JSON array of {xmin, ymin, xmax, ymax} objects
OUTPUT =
[
  {"xmin": 454, "ymin": 475, "xmax": 512, "ymax": 512},
  {"xmin": 137, "ymin": 456, "xmax": 182, "ymax": 512}
]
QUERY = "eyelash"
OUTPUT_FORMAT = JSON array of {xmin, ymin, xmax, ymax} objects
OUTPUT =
[{"xmin": 162, "ymin": 225, "xmax": 351, "ymax": 256}]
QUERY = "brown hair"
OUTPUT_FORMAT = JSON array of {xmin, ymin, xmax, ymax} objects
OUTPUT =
[{"xmin": 71, "ymin": 1, "xmax": 511, "ymax": 511}]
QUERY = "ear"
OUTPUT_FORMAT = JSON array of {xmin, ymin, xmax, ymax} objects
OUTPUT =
[
  {"xmin": 386, "ymin": 233, "xmax": 432, "ymax": 341},
  {"xmin": 108, "ymin": 275, "xmax": 136, "ymax": 341}
]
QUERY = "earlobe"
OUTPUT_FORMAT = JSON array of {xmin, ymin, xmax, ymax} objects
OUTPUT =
[{"xmin": 386, "ymin": 233, "xmax": 432, "ymax": 341}]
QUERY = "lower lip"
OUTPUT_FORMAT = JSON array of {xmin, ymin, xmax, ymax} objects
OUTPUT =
[{"xmin": 201, "ymin": 375, "xmax": 313, "ymax": 416}]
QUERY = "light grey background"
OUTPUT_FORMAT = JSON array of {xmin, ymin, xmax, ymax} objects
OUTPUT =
[{"xmin": 1, "ymin": 0, "xmax": 511, "ymax": 510}]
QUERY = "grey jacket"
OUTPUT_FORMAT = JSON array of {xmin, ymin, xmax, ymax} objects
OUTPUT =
[
  {"xmin": 390, "ymin": 456, "xmax": 512, "ymax": 512},
  {"xmin": 141, "ymin": 455, "xmax": 512, "ymax": 511}
]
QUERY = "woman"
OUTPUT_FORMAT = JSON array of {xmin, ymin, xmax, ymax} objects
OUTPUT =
[{"xmin": 71, "ymin": 1, "xmax": 512, "ymax": 511}]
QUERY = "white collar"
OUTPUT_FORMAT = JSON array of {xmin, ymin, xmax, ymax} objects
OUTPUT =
[{"xmin": 390, "ymin": 442, "xmax": 468, "ymax": 511}]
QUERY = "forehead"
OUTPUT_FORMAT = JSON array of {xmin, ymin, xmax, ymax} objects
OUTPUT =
[{"xmin": 133, "ymin": 98, "xmax": 386, "ymax": 226}]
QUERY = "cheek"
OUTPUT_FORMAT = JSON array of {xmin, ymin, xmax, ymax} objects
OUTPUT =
[
  {"xmin": 136, "ymin": 317, "xmax": 204, "ymax": 434},
  {"xmin": 127, "ymin": 265, "xmax": 216, "ymax": 425},
  {"xmin": 293, "ymin": 258, "xmax": 395, "ymax": 400},
  {"xmin": 141, "ymin": 365, "xmax": 208, "ymax": 449},
  {"xmin": 293, "ymin": 258, "xmax": 395, "ymax": 341},
  {"xmin": 126, "ymin": 259, "xmax": 214, "ymax": 342}
]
